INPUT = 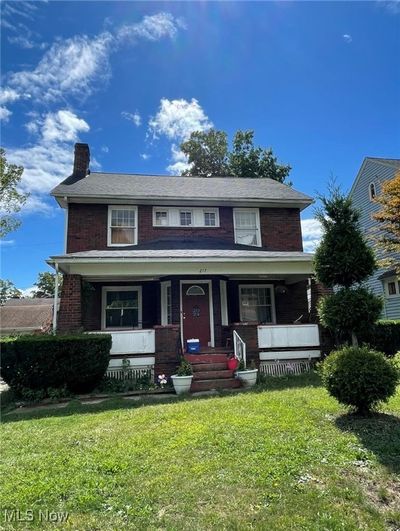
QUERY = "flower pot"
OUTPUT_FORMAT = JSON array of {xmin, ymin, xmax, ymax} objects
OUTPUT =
[
  {"xmin": 227, "ymin": 358, "xmax": 239, "ymax": 371},
  {"xmin": 236, "ymin": 369, "xmax": 258, "ymax": 388},
  {"xmin": 171, "ymin": 374, "xmax": 193, "ymax": 395}
]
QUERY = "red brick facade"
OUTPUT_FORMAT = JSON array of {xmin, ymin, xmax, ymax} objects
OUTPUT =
[
  {"xmin": 58, "ymin": 274, "xmax": 82, "ymax": 331},
  {"xmin": 66, "ymin": 204, "xmax": 303, "ymax": 253}
]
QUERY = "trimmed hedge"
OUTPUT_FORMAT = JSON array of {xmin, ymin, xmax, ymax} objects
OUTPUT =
[
  {"xmin": 360, "ymin": 320, "xmax": 400, "ymax": 357},
  {"xmin": 320, "ymin": 345, "xmax": 399, "ymax": 414},
  {"xmin": 0, "ymin": 334, "xmax": 111, "ymax": 394}
]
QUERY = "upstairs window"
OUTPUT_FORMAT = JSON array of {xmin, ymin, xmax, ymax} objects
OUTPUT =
[
  {"xmin": 369, "ymin": 182, "xmax": 376, "ymax": 201},
  {"xmin": 180, "ymin": 210, "xmax": 192, "ymax": 226},
  {"xmin": 155, "ymin": 210, "xmax": 169, "ymax": 226},
  {"xmin": 204, "ymin": 211, "xmax": 216, "ymax": 226},
  {"xmin": 108, "ymin": 206, "xmax": 137, "ymax": 246},
  {"xmin": 233, "ymin": 208, "xmax": 261, "ymax": 247},
  {"xmin": 385, "ymin": 277, "xmax": 400, "ymax": 297}
]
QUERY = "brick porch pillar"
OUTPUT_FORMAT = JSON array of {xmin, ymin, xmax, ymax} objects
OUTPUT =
[{"xmin": 57, "ymin": 274, "xmax": 82, "ymax": 332}]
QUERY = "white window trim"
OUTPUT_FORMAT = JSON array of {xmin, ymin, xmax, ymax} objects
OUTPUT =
[
  {"xmin": 369, "ymin": 182, "xmax": 376, "ymax": 201},
  {"xmin": 152, "ymin": 207, "xmax": 220, "ymax": 228},
  {"xmin": 153, "ymin": 209, "xmax": 170, "ymax": 227},
  {"xmin": 239, "ymin": 284, "xmax": 276, "ymax": 324},
  {"xmin": 101, "ymin": 286, "xmax": 142, "ymax": 330},
  {"xmin": 160, "ymin": 281, "xmax": 172, "ymax": 325},
  {"xmin": 233, "ymin": 208, "xmax": 261, "ymax": 247},
  {"xmin": 179, "ymin": 209, "xmax": 193, "ymax": 227},
  {"xmin": 384, "ymin": 277, "xmax": 400, "ymax": 298},
  {"xmin": 220, "ymin": 280, "xmax": 228, "ymax": 326},
  {"xmin": 107, "ymin": 205, "xmax": 138, "ymax": 247}
]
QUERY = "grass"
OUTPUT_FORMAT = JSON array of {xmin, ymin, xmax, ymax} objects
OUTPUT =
[{"xmin": 1, "ymin": 373, "xmax": 399, "ymax": 530}]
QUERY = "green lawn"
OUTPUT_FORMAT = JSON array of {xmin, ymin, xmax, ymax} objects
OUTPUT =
[{"xmin": 1, "ymin": 374, "xmax": 399, "ymax": 530}]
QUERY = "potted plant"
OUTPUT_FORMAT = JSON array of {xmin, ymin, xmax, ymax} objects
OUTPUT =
[
  {"xmin": 235, "ymin": 359, "xmax": 258, "ymax": 387},
  {"xmin": 171, "ymin": 358, "xmax": 193, "ymax": 395}
]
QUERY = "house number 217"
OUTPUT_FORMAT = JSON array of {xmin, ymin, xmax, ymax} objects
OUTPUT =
[{"xmin": 199, "ymin": 268, "xmax": 207, "ymax": 273}]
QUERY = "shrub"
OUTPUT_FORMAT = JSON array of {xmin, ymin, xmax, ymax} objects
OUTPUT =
[
  {"xmin": 320, "ymin": 346, "xmax": 399, "ymax": 414},
  {"xmin": 359, "ymin": 320, "xmax": 400, "ymax": 357},
  {"xmin": 1, "ymin": 334, "xmax": 111, "ymax": 394},
  {"xmin": 318, "ymin": 287, "xmax": 383, "ymax": 342}
]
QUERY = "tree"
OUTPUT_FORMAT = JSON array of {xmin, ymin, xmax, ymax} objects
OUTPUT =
[
  {"xmin": 33, "ymin": 272, "xmax": 62, "ymax": 298},
  {"xmin": 180, "ymin": 129, "xmax": 291, "ymax": 183},
  {"xmin": 373, "ymin": 171, "xmax": 400, "ymax": 273},
  {"xmin": 0, "ymin": 148, "xmax": 29, "ymax": 238},
  {"xmin": 181, "ymin": 130, "xmax": 230, "ymax": 177},
  {"xmin": 314, "ymin": 183, "xmax": 382, "ymax": 346},
  {"xmin": 0, "ymin": 279, "xmax": 21, "ymax": 305}
]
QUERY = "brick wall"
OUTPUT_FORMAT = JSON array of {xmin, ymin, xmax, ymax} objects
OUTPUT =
[
  {"xmin": 154, "ymin": 325, "xmax": 181, "ymax": 378},
  {"xmin": 260, "ymin": 207, "xmax": 303, "ymax": 251},
  {"xmin": 58, "ymin": 274, "xmax": 82, "ymax": 331},
  {"xmin": 67, "ymin": 204, "xmax": 303, "ymax": 253}
]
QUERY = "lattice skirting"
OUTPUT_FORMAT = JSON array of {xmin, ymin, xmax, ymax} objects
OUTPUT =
[
  {"xmin": 259, "ymin": 360, "xmax": 313, "ymax": 377},
  {"xmin": 106, "ymin": 366, "xmax": 154, "ymax": 381}
]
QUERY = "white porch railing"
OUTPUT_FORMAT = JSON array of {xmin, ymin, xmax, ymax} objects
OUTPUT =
[
  {"xmin": 98, "ymin": 329, "xmax": 155, "ymax": 355},
  {"xmin": 233, "ymin": 330, "xmax": 247, "ymax": 368}
]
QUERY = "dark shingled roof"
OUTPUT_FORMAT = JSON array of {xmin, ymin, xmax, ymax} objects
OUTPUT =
[
  {"xmin": 0, "ymin": 298, "xmax": 54, "ymax": 332},
  {"xmin": 51, "ymin": 172, "xmax": 313, "ymax": 208},
  {"xmin": 366, "ymin": 158, "xmax": 400, "ymax": 168}
]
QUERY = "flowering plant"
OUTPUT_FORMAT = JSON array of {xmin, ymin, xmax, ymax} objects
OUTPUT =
[{"xmin": 158, "ymin": 374, "xmax": 167, "ymax": 388}]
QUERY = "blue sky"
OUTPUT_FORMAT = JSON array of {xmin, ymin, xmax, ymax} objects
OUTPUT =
[{"xmin": 1, "ymin": 1, "xmax": 399, "ymax": 292}]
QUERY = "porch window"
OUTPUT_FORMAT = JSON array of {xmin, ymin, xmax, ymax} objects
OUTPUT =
[
  {"xmin": 180, "ymin": 210, "xmax": 192, "ymax": 226},
  {"xmin": 103, "ymin": 287, "xmax": 142, "ymax": 329},
  {"xmin": 233, "ymin": 209, "xmax": 261, "ymax": 247},
  {"xmin": 108, "ymin": 206, "xmax": 137, "ymax": 246},
  {"xmin": 239, "ymin": 285, "xmax": 275, "ymax": 323}
]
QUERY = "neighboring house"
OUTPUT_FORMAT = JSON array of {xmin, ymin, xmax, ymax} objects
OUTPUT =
[
  {"xmin": 349, "ymin": 157, "xmax": 400, "ymax": 320},
  {"xmin": 48, "ymin": 143, "xmax": 322, "ymax": 388},
  {"xmin": 0, "ymin": 298, "xmax": 54, "ymax": 335}
]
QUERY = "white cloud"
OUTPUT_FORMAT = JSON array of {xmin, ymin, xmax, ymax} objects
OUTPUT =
[
  {"xmin": 121, "ymin": 110, "xmax": 142, "ymax": 127},
  {"xmin": 8, "ymin": 35, "xmax": 47, "ymax": 50},
  {"xmin": 148, "ymin": 98, "xmax": 213, "ymax": 174},
  {"xmin": 101, "ymin": 145, "xmax": 109, "ymax": 153},
  {"xmin": 6, "ymin": 109, "xmax": 90, "ymax": 211},
  {"xmin": 19, "ymin": 286, "xmax": 36, "ymax": 298},
  {"xmin": 301, "ymin": 218, "xmax": 322, "ymax": 253},
  {"xmin": 0, "ymin": 107, "xmax": 12, "ymax": 122},
  {"xmin": 377, "ymin": 1, "xmax": 400, "ymax": 14},
  {"xmin": 149, "ymin": 98, "xmax": 212, "ymax": 141},
  {"xmin": 342, "ymin": 34, "xmax": 352, "ymax": 43},
  {"xmin": 140, "ymin": 153, "xmax": 150, "ymax": 160},
  {"xmin": 0, "ymin": 239, "xmax": 15, "ymax": 246},
  {"xmin": 0, "ymin": 88, "xmax": 21, "ymax": 105},
  {"xmin": 117, "ymin": 12, "xmax": 184, "ymax": 43},
  {"xmin": 4, "ymin": 13, "xmax": 185, "ymax": 108}
]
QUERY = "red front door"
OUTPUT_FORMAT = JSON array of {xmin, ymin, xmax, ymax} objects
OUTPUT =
[{"xmin": 182, "ymin": 283, "xmax": 211, "ymax": 351}]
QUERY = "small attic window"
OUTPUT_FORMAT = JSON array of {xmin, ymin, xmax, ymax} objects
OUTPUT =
[
  {"xmin": 186, "ymin": 285, "xmax": 205, "ymax": 296},
  {"xmin": 369, "ymin": 182, "xmax": 376, "ymax": 201}
]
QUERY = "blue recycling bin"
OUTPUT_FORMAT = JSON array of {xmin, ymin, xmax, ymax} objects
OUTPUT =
[{"xmin": 187, "ymin": 339, "xmax": 200, "ymax": 353}]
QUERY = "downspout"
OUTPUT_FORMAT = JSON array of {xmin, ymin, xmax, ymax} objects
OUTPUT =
[{"xmin": 52, "ymin": 262, "xmax": 59, "ymax": 334}]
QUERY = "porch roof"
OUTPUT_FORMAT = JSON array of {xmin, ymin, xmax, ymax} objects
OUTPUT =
[{"xmin": 48, "ymin": 249, "xmax": 314, "ymax": 277}]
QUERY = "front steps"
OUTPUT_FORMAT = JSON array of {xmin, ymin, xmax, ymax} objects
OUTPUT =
[{"xmin": 185, "ymin": 351, "xmax": 241, "ymax": 392}]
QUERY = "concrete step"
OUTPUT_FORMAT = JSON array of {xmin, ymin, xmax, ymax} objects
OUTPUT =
[
  {"xmin": 193, "ymin": 370, "xmax": 234, "ymax": 381},
  {"xmin": 192, "ymin": 362, "xmax": 228, "ymax": 372},
  {"xmin": 191, "ymin": 378, "xmax": 241, "ymax": 392},
  {"xmin": 185, "ymin": 354, "xmax": 228, "ymax": 364}
]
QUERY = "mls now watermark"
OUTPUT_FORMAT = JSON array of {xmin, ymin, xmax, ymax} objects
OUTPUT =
[{"xmin": 3, "ymin": 509, "xmax": 69, "ymax": 523}]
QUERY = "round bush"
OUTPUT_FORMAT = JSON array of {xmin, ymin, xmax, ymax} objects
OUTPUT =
[
  {"xmin": 0, "ymin": 334, "xmax": 111, "ymax": 394},
  {"xmin": 320, "ymin": 346, "xmax": 399, "ymax": 414}
]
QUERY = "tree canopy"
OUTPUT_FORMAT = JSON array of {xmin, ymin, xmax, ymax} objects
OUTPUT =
[
  {"xmin": 33, "ymin": 272, "xmax": 61, "ymax": 298},
  {"xmin": 0, "ymin": 279, "xmax": 21, "ymax": 305},
  {"xmin": 373, "ymin": 171, "xmax": 400, "ymax": 273},
  {"xmin": 180, "ymin": 129, "xmax": 291, "ymax": 183},
  {"xmin": 0, "ymin": 148, "xmax": 29, "ymax": 238}
]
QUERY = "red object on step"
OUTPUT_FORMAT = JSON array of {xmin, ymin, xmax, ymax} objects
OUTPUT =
[{"xmin": 227, "ymin": 357, "xmax": 239, "ymax": 371}]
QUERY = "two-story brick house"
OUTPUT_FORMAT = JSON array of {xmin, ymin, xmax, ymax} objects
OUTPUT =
[{"xmin": 48, "ymin": 143, "xmax": 321, "ymax": 388}]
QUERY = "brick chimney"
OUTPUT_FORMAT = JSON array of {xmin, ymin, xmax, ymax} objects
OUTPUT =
[{"xmin": 73, "ymin": 143, "xmax": 90, "ymax": 178}]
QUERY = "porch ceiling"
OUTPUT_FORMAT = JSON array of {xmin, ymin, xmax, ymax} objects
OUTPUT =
[{"xmin": 47, "ymin": 250, "xmax": 314, "ymax": 277}]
